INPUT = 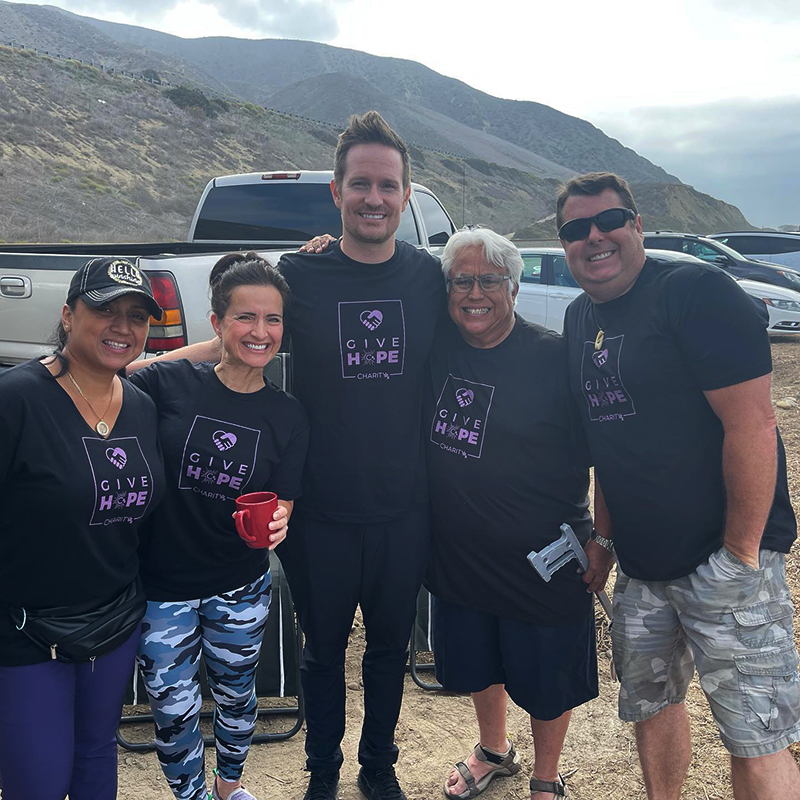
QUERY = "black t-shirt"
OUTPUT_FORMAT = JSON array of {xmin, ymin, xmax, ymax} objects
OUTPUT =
[
  {"xmin": 424, "ymin": 316, "xmax": 593, "ymax": 626},
  {"xmin": 129, "ymin": 360, "xmax": 309, "ymax": 600},
  {"xmin": 563, "ymin": 258, "xmax": 797, "ymax": 581},
  {"xmin": 279, "ymin": 240, "xmax": 446, "ymax": 523},
  {"xmin": 0, "ymin": 359, "xmax": 164, "ymax": 665}
]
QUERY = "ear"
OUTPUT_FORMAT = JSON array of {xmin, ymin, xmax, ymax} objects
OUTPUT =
[
  {"xmin": 634, "ymin": 214, "xmax": 644, "ymax": 236},
  {"xmin": 331, "ymin": 178, "xmax": 342, "ymax": 210},
  {"xmin": 401, "ymin": 184, "xmax": 411, "ymax": 211},
  {"xmin": 61, "ymin": 304, "xmax": 73, "ymax": 333},
  {"xmin": 210, "ymin": 312, "xmax": 222, "ymax": 338},
  {"xmin": 511, "ymin": 283, "xmax": 519, "ymax": 302}
]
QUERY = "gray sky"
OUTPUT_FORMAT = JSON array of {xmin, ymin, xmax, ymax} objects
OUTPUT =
[{"xmin": 18, "ymin": 0, "xmax": 800, "ymax": 227}]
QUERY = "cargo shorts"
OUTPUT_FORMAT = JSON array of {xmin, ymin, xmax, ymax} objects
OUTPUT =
[{"xmin": 612, "ymin": 546, "xmax": 800, "ymax": 757}]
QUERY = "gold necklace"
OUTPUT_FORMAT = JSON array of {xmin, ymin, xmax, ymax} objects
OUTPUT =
[
  {"xmin": 67, "ymin": 372, "xmax": 116, "ymax": 437},
  {"xmin": 590, "ymin": 304, "xmax": 605, "ymax": 350}
]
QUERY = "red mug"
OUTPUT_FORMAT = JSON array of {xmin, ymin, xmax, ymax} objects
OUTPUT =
[{"xmin": 233, "ymin": 492, "xmax": 278, "ymax": 549}]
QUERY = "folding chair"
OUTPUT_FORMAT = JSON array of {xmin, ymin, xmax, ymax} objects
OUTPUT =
[{"xmin": 409, "ymin": 587, "xmax": 442, "ymax": 690}]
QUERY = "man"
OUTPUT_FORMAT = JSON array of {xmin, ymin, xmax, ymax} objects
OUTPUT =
[
  {"xmin": 275, "ymin": 112, "xmax": 444, "ymax": 800},
  {"xmin": 146, "ymin": 112, "xmax": 444, "ymax": 800},
  {"xmin": 426, "ymin": 227, "xmax": 612, "ymax": 800},
  {"xmin": 558, "ymin": 172, "xmax": 800, "ymax": 800}
]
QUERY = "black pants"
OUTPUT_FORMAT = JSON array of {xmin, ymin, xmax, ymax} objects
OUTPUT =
[{"xmin": 278, "ymin": 507, "xmax": 430, "ymax": 771}]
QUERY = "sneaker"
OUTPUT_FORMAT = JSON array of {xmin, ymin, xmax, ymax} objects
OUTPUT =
[
  {"xmin": 303, "ymin": 770, "xmax": 340, "ymax": 800},
  {"xmin": 210, "ymin": 779, "xmax": 257, "ymax": 800},
  {"xmin": 357, "ymin": 766, "xmax": 407, "ymax": 800}
]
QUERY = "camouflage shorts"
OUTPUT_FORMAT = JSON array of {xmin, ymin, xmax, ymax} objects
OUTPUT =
[{"xmin": 613, "ymin": 547, "xmax": 800, "ymax": 757}]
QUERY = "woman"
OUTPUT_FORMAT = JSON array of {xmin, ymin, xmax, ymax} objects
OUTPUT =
[
  {"xmin": 428, "ymin": 228, "xmax": 612, "ymax": 800},
  {"xmin": 0, "ymin": 257, "xmax": 165, "ymax": 800},
  {"xmin": 128, "ymin": 253, "xmax": 309, "ymax": 800}
]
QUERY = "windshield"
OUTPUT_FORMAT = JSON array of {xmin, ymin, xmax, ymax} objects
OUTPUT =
[
  {"xmin": 194, "ymin": 182, "xmax": 418, "ymax": 244},
  {"xmin": 706, "ymin": 238, "xmax": 746, "ymax": 260}
]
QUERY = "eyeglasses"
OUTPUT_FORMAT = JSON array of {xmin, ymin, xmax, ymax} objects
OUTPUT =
[
  {"xmin": 447, "ymin": 274, "xmax": 511, "ymax": 293},
  {"xmin": 558, "ymin": 208, "xmax": 636, "ymax": 243}
]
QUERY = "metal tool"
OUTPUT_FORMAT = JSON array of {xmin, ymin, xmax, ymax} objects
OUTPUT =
[{"xmin": 527, "ymin": 523, "xmax": 613, "ymax": 620}]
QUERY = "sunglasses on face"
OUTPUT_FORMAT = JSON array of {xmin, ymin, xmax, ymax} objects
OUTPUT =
[
  {"xmin": 448, "ymin": 274, "xmax": 511, "ymax": 293},
  {"xmin": 558, "ymin": 207, "xmax": 636, "ymax": 243}
]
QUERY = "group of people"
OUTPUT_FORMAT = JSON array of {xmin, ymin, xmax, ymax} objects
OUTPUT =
[{"xmin": 0, "ymin": 108, "xmax": 798, "ymax": 800}]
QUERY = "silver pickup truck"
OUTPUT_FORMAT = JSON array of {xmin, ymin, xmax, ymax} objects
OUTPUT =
[{"xmin": 0, "ymin": 171, "xmax": 456, "ymax": 366}]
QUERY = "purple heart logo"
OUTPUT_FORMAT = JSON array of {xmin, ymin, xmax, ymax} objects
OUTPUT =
[
  {"xmin": 455, "ymin": 388, "xmax": 474, "ymax": 408},
  {"xmin": 212, "ymin": 430, "xmax": 237, "ymax": 451},
  {"xmin": 360, "ymin": 309, "xmax": 383, "ymax": 330},
  {"xmin": 105, "ymin": 447, "xmax": 127, "ymax": 469},
  {"xmin": 592, "ymin": 349, "xmax": 609, "ymax": 367}
]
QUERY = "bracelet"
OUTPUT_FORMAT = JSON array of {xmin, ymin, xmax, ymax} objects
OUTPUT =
[{"xmin": 591, "ymin": 529, "xmax": 615, "ymax": 553}]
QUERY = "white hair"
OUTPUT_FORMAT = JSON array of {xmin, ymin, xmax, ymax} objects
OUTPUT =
[{"xmin": 441, "ymin": 227, "xmax": 523, "ymax": 293}]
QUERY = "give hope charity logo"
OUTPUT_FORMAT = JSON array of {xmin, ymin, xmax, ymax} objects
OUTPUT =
[
  {"xmin": 580, "ymin": 335, "xmax": 636, "ymax": 422},
  {"xmin": 82, "ymin": 436, "xmax": 154, "ymax": 525},
  {"xmin": 178, "ymin": 415, "xmax": 260, "ymax": 501},
  {"xmin": 430, "ymin": 375, "xmax": 495, "ymax": 459},
  {"xmin": 338, "ymin": 300, "xmax": 406, "ymax": 379}
]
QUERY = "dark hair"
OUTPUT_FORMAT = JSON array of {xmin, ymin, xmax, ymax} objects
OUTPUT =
[
  {"xmin": 555, "ymin": 172, "xmax": 638, "ymax": 230},
  {"xmin": 209, "ymin": 251, "xmax": 290, "ymax": 318},
  {"xmin": 48, "ymin": 300, "xmax": 76, "ymax": 378},
  {"xmin": 333, "ymin": 110, "xmax": 411, "ymax": 190}
]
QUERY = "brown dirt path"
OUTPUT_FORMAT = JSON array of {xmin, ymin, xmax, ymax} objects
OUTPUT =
[{"xmin": 116, "ymin": 339, "xmax": 800, "ymax": 800}]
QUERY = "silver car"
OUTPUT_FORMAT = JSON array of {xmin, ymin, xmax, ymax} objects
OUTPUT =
[{"xmin": 515, "ymin": 247, "xmax": 800, "ymax": 336}]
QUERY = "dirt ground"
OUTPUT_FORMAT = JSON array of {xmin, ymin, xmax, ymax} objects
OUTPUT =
[{"xmin": 115, "ymin": 339, "xmax": 800, "ymax": 800}]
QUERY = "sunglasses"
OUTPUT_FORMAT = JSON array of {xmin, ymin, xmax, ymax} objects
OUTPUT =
[
  {"xmin": 448, "ymin": 274, "xmax": 511, "ymax": 293},
  {"xmin": 558, "ymin": 208, "xmax": 636, "ymax": 243}
]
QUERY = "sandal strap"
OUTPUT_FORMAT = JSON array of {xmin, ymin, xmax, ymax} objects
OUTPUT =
[
  {"xmin": 454, "ymin": 761, "xmax": 477, "ymax": 791},
  {"xmin": 473, "ymin": 741, "xmax": 514, "ymax": 766},
  {"xmin": 530, "ymin": 773, "xmax": 568, "ymax": 796}
]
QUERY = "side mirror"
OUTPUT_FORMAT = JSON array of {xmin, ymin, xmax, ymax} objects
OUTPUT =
[
  {"xmin": 428, "ymin": 231, "xmax": 450, "ymax": 246},
  {"xmin": 713, "ymin": 255, "xmax": 730, "ymax": 266}
]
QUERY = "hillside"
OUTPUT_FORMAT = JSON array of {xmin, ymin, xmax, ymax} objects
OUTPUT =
[
  {"xmin": 0, "ymin": 45, "xmax": 562, "ymax": 242},
  {"xmin": 0, "ymin": 1, "xmax": 230, "ymax": 94},
  {"xmin": 0, "ymin": 45, "xmax": 752, "ymax": 244},
  {"xmin": 6, "ymin": 1, "xmax": 680, "ymax": 185}
]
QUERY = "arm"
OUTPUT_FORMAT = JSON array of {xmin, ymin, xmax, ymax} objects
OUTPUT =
[
  {"xmin": 704, "ymin": 373, "xmax": 777, "ymax": 569},
  {"xmin": 127, "ymin": 338, "xmax": 222, "ymax": 374},
  {"xmin": 582, "ymin": 475, "xmax": 614, "ymax": 593}
]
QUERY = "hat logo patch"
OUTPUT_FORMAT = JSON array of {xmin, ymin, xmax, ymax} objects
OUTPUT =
[{"xmin": 107, "ymin": 259, "xmax": 143, "ymax": 287}]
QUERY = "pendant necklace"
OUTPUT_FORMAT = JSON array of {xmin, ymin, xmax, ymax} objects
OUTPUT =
[
  {"xmin": 591, "ymin": 304, "xmax": 605, "ymax": 351},
  {"xmin": 67, "ymin": 372, "xmax": 115, "ymax": 437}
]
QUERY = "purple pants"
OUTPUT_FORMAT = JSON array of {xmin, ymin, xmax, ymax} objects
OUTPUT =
[{"xmin": 0, "ymin": 627, "xmax": 139, "ymax": 800}]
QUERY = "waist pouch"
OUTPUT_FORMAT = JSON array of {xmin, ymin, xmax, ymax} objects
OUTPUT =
[{"xmin": 8, "ymin": 581, "xmax": 146, "ymax": 663}]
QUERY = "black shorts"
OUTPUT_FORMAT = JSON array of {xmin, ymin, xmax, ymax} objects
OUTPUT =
[{"xmin": 432, "ymin": 597, "xmax": 598, "ymax": 721}]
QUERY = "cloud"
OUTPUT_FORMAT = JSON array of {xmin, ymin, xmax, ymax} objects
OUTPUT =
[
  {"xmin": 54, "ymin": 0, "xmax": 343, "ymax": 39},
  {"xmin": 594, "ymin": 99, "xmax": 800, "ymax": 227},
  {"xmin": 709, "ymin": 0, "xmax": 800, "ymax": 20}
]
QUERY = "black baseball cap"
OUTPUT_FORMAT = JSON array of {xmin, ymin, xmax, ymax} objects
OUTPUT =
[{"xmin": 67, "ymin": 257, "xmax": 163, "ymax": 320}]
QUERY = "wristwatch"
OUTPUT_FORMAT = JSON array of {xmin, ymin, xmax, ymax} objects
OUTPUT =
[{"xmin": 591, "ymin": 529, "xmax": 615, "ymax": 554}]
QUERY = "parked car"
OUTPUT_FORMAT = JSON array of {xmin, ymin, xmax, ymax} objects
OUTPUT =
[
  {"xmin": 641, "ymin": 232, "xmax": 800, "ymax": 291},
  {"xmin": 515, "ymin": 247, "xmax": 800, "ymax": 336},
  {"xmin": 706, "ymin": 231, "xmax": 800, "ymax": 271}
]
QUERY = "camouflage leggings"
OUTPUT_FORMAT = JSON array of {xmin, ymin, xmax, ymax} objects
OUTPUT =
[{"xmin": 137, "ymin": 573, "xmax": 271, "ymax": 800}]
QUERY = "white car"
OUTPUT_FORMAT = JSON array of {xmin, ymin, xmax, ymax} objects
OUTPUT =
[{"xmin": 515, "ymin": 247, "xmax": 800, "ymax": 336}]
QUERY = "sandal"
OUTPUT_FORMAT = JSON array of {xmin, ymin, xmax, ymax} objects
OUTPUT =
[
  {"xmin": 529, "ymin": 772, "xmax": 569, "ymax": 798},
  {"xmin": 443, "ymin": 741, "xmax": 521, "ymax": 799}
]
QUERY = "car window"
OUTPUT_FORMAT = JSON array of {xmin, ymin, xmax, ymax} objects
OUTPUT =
[
  {"xmin": 395, "ymin": 205, "xmax": 420, "ymax": 246},
  {"xmin": 688, "ymin": 241, "xmax": 723, "ymax": 262},
  {"xmin": 715, "ymin": 235, "xmax": 763, "ymax": 255},
  {"xmin": 415, "ymin": 191, "xmax": 454, "ymax": 246},
  {"xmin": 775, "ymin": 238, "xmax": 800, "ymax": 254},
  {"xmin": 520, "ymin": 254, "xmax": 543, "ymax": 284},
  {"xmin": 644, "ymin": 237, "xmax": 681, "ymax": 251},
  {"xmin": 552, "ymin": 256, "xmax": 578, "ymax": 287}
]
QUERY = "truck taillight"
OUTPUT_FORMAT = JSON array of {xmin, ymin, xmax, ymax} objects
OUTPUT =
[{"xmin": 145, "ymin": 271, "xmax": 187, "ymax": 352}]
